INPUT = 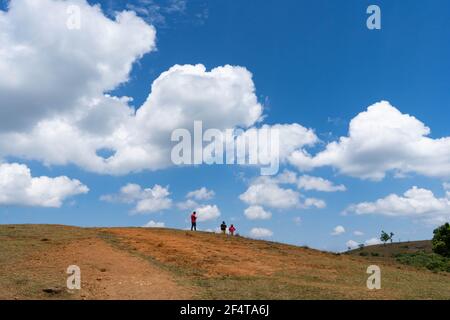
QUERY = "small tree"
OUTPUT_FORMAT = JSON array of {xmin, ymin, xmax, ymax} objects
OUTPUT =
[
  {"xmin": 380, "ymin": 231, "xmax": 393, "ymax": 245},
  {"xmin": 389, "ymin": 232, "xmax": 395, "ymax": 243},
  {"xmin": 432, "ymin": 223, "xmax": 450, "ymax": 257}
]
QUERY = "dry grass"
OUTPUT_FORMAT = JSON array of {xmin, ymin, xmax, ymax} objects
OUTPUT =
[{"xmin": 1, "ymin": 225, "xmax": 449, "ymax": 300}]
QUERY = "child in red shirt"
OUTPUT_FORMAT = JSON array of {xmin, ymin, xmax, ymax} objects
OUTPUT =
[{"xmin": 229, "ymin": 224, "xmax": 236, "ymax": 236}]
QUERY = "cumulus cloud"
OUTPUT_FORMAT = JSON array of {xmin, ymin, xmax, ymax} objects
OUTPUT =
[
  {"xmin": 270, "ymin": 170, "xmax": 345, "ymax": 193},
  {"xmin": 304, "ymin": 198, "xmax": 327, "ymax": 209},
  {"xmin": 0, "ymin": 163, "xmax": 88, "ymax": 207},
  {"xmin": 143, "ymin": 220, "xmax": 165, "ymax": 228},
  {"xmin": 186, "ymin": 187, "xmax": 215, "ymax": 201},
  {"xmin": 4, "ymin": 4, "xmax": 448, "ymax": 187},
  {"xmin": 249, "ymin": 228, "xmax": 273, "ymax": 239},
  {"xmin": 196, "ymin": 204, "xmax": 221, "ymax": 222},
  {"xmin": 353, "ymin": 231, "xmax": 364, "ymax": 236},
  {"xmin": 244, "ymin": 206, "xmax": 272, "ymax": 220},
  {"xmin": 365, "ymin": 238, "xmax": 382, "ymax": 246},
  {"xmin": 289, "ymin": 101, "xmax": 450, "ymax": 180},
  {"xmin": 177, "ymin": 187, "xmax": 217, "ymax": 213},
  {"xmin": 297, "ymin": 175, "xmax": 346, "ymax": 192},
  {"xmin": 101, "ymin": 183, "xmax": 172, "ymax": 214},
  {"xmin": 345, "ymin": 186, "xmax": 450, "ymax": 225},
  {"xmin": 176, "ymin": 199, "xmax": 199, "ymax": 211},
  {"xmin": 346, "ymin": 240, "xmax": 359, "ymax": 249},
  {"xmin": 0, "ymin": 0, "xmax": 156, "ymax": 131},
  {"xmin": 235, "ymin": 124, "xmax": 318, "ymax": 164},
  {"xmin": 0, "ymin": 1, "xmax": 270, "ymax": 175},
  {"xmin": 444, "ymin": 183, "xmax": 450, "ymax": 198},
  {"xmin": 273, "ymin": 170, "xmax": 298, "ymax": 184},
  {"xmin": 239, "ymin": 180, "xmax": 300, "ymax": 209},
  {"xmin": 331, "ymin": 225, "xmax": 345, "ymax": 236},
  {"xmin": 1, "ymin": 63, "xmax": 265, "ymax": 175},
  {"xmin": 239, "ymin": 172, "xmax": 327, "ymax": 210}
]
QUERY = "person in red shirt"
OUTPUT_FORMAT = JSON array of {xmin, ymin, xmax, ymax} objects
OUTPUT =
[
  {"xmin": 229, "ymin": 224, "xmax": 236, "ymax": 236},
  {"xmin": 190, "ymin": 211, "xmax": 197, "ymax": 231}
]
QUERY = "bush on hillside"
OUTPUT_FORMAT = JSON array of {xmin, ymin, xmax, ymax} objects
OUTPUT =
[
  {"xmin": 395, "ymin": 252, "xmax": 450, "ymax": 273},
  {"xmin": 432, "ymin": 223, "xmax": 450, "ymax": 257}
]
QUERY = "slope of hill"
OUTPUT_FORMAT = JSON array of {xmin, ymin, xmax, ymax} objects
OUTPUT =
[
  {"xmin": 0, "ymin": 225, "xmax": 449, "ymax": 300},
  {"xmin": 347, "ymin": 240, "xmax": 433, "ymax": 257},
  {"xmin": 346, "ymin": 240, "xmax": 450, "ymax": 273}
]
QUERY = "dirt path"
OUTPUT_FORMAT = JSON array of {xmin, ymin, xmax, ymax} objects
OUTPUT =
[{"xmin": 5, "ymin": 234, "xmax": 194, "ymax": 300}]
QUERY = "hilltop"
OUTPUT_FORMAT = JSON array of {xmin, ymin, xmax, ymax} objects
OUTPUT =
[
  {"xmin": 347, "ymin": 240, "xmax": 450, "ymax": 274},
  {"xmin": 347, "ymin": 240, "xmax": 433, "ymax": 257},
  {"xmin": 0, "ymin": 225, "xmax": 449, "ymax": 300}
]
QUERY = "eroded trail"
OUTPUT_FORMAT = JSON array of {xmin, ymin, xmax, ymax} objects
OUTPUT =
[
  {"xmin": 0, "ymin": 226, "xmax": 194, "ymax": 300},
  {"xmin": 44, "ymin": 237, "xmax": 194, "ymax": 299}
]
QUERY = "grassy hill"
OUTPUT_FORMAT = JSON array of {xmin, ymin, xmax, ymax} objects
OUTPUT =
[
  {"xmin": 0, "ymin": 225, "xmax": 449, "ymax": 300},
  {"xmin": 346, "ymin": 240, "xmax": 450, "ymax": 273},
  {"xmin": 347, "ymin": 240, "xmax": 433, "ymax": 256}
]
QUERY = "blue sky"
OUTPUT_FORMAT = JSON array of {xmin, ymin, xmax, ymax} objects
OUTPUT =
[{"xmin": 1, "ymin": 0, "xmax": 450, "ymax": 251}]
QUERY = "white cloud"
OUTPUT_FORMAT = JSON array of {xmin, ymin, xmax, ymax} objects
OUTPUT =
[
  {"xmin": 143, "ymin": 220, "xmax": 165, "ymax": 228},
  {"xmin": 271, "ymin": 170, "xmax": 344, "ymax": 193},
  {"xmin": 331, "ymin": 225, "xmax": 345, "ymax": 236},
  {"xmin": 273, "ymin": 170, "xmax": 298, "ymax": 184},
  {"xmin": 176, "ymin": 199, "xmax": 199, "ymax": 211},
  {"xmin": 4, "ymin": 6, "xmax": 449, "ymax": 187},
  {"xmin": 346, "ymin": 240, "xmax": 359, "ymax": 249},
  {"xmin": 1, "ymin": 63, "xmax": 264, "ymax": 175},
  {"xmin": 289, "ymin": 101, "xmax": 450, "ymax": 180},
  {"xmin": 186, "ymin": 187, "xmax": 215, "ymax": 201},
  {"xmin": 0, "ymin": 162, "xmax": 88, "ymax": 208},
  {"xmin": 101, "ymin": 184, "xmax": 172, "ymax": 214},
  {"xmin": 239, "ymin": 180, "xmax": 300, "ymax": 209},
  {"xmin": 244, "ymin": 206, "xmax": 272, "ymax": 220},
  {"xmin": 297, "ymin": 175, "xmax": 346, "ymax": 192},
  {"xmin": 365, "ymin": 238, "xmax": 382, "ymax": 246},
  {"xmin": 236, "ymin": 124, "xmax": 318, "ymax": 164},
  {"xmin": 304, "ymin": 198, "xmax": 327, "ymax": 209},
  {"xmin": 239, "ymin": 173, "xmax": 328, "ymax": 210},
  {"xmin": 249, "ymin": 228, "xmax": 273, "ymax": 239},
  {"xmin": 196, "ymin": 204, "xmax": 221, "ymax": 222},
  {"xmin": 293, "ymin": 217, "xmax": 302, "ymax": 225},
  {"xmin": 345, "ymin": 186, "xmax": 450, "ymax": 225},
  {"xmin": 444, "ymin": 183, "xmax": 450, "ymax": 198},
  {"xmin": 353, "ymin": 231, "xmax": 364, "ymax": 236},
  {"xmin": 0, "ymin": 0, "xmax": 156, "ymax": 132},
  {"xmin": 273, "ymin": 124, "xmax": 318, "ymax": 160},
  {"xmin": 0, "ymin": 1, "xmax": 267, "ymax": 175}
]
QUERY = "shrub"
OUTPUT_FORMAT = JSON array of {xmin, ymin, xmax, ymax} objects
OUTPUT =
[
  {"xmin": 432, "ymin": 223, "xmax": 450, "ymax": 257},
  {"xmin": 359, "ymin": 252, "xmax": 369, "ymax": 257},
  {"xmin": 395, "ymin": 252, "xmax": 450, "ymax": 273}
]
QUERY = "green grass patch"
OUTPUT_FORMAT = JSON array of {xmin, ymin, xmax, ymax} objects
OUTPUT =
[{"xmin": 395, "ymin": 252, "xmax": 450, "ymax": 273}]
